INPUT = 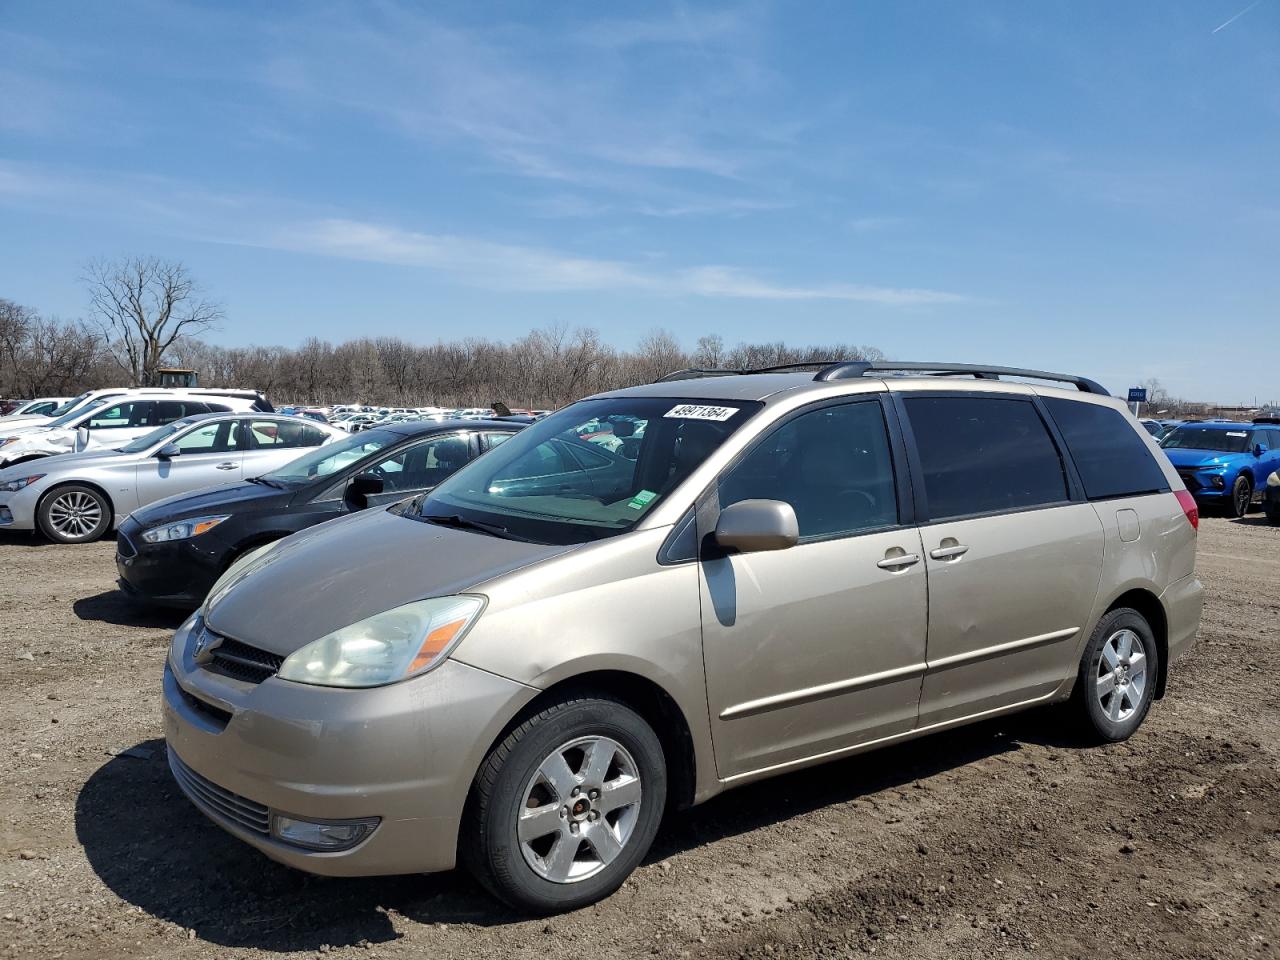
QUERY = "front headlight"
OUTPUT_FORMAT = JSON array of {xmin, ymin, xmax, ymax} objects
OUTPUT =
[
  {"xmin": 0, "ymin": 473, "xmax": 45, "ymax": 493},
  {"xmin": 141, "ymin": 515, "xmax": 230, "ymax": 544},
  {"xmin": 0, "ymin": 438, "xmax": 19, "ymax": 448},
  {"xmin": 1268, "ymin": 471, "xmax": 1280, "ymax": 488},
  {"xmin": 277, "ymin": 595, "xmax": 485, "ymax": 688}
]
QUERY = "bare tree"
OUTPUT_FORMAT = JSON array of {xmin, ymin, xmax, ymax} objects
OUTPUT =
[{"xmin": 84, "ymin": 257, "xmax": 223, "ymax": 386}]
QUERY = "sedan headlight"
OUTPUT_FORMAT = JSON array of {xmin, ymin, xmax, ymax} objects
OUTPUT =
[
  {"xmin": 0, "ymin": 473, "xmax": 45, "ymax": 492},
  {"xmin": 0, "ymin": 438, "xmax": 18, "ymax": 448},
  {"xmin": 277, "ymin": 595, "xmax": 484, "ymax": 688},
  {"xmin": 141, "ymin": 515, "xmax": 230, "ymax": 544}
]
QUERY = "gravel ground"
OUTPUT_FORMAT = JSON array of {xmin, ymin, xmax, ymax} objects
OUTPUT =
[{"xmin": 1, "ymin": 515, "xmax": 1276, "ymax": 960}]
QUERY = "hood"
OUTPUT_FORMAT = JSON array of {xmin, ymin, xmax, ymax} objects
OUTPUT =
[
  {"xmin": 130, "ymin": 479, "xmax": 291, "ymax": 527},
  {"xmin": 0, "ymin": 415, "xmax": 56, "ymax": 431},
  {"xmin": 0, "ymin": 428, "xmax": 75, "ymax": 461},
  {"xmin": 204, "ymin": 507, "xmax": 572, "ymax": 656},
  {"xmin": 1162, "ymin": 448, "xmax": 1239, "ymax": 469}
]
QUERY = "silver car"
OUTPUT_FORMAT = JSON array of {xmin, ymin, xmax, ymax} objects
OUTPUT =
[
  {"xmin": 0, "ymin": 412, "xmax": 342, "ymax": 543},
  {"xmin": 162, "ymin": 362, "xmax": 1203, "ymax": 913}
]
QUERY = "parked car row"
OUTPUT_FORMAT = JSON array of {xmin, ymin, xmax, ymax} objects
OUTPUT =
[
  {"xmin": 151, "ymin": 361, "xmax": 1202, "ymax": 914},
  {"xmin": 1157, "ymin": 417, "xmax": 1280, "ymax": 520}
]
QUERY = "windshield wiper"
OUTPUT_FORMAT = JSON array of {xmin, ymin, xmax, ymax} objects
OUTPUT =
[
  {"xmin": 420, "ymin": 512, "xmax": 530, "ymax": 541},
  {"xmin": 246, "ymin": 476, "xmax": 288, "ymax": 489}
]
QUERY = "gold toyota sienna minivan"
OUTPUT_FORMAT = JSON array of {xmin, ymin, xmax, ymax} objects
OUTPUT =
[{"xmin": 162, "ymin": 362, "xmax": 1203, "ymax": 913}]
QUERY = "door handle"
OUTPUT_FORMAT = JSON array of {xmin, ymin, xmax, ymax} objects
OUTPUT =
[
  {"xmin": 215, "ymin": 462, "xmax": 237, "ymax": 470},
  {"xmin": 929, "ymin": 544, "xmax": 969, "ymax": 560},
  {"xmin": 877, "ymin": 552, "xmax": 920, "ymax": 570}
]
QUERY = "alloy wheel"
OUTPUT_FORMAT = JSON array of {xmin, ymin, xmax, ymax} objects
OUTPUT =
[
  {"xmin": 47, "ymin": 491, "xmax": 103, "ymax": 539},
  {"xmin": 517, "ymin": 735, "xmax": 643, "ymax": 884},
  {"xmin": 1095, "ymin": 628, "xmax": 1147, "ymax": 723}
]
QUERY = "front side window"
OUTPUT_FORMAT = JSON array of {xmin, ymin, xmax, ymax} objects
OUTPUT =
[
  {"xmin": 173, "ymin": 420, "xmax": 239, "ymax": 454},
  {"xmin": 368, "ymin": 433, "xmax": 472, "ymax": 492},
  {"xmin": 1043, "ymin": 398, "xmax": 1168, "ymax": 500},
  {"xmin": 420, "ymin": 397, "xmax": 761, "ymax": 544},
  {"xmin": 86, "ymin": 401, "xmax": 151, "ymax": 431},
  {"xmin": 719, "ymin": 401, "xmax": 898, "ymax": 539},
  {"xmin": 903, "ymin": 396, "xmax": 1069, "ymax": 521}
]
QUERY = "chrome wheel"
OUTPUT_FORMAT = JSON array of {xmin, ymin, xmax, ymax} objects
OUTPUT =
[
  {"xmin": 47, "ymin": 491, "xmax": 103, "ymax": 539},
  {"xmin": 517, "ymin": 735, "xmax": 642, "ymax": 884},
  {"xmin": 1096, "ymin": 628, "xmax": 1147, "ymax": 723}
]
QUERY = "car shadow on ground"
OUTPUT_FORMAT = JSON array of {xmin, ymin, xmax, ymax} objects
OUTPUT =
[
  {"xmin": 72, "ymin": 590, "xmax": 189, "ymax": 629},
  {"xmin": 1230, "ymin": 514, "xmax": 1275, "ymax": 528},
  {"xmin": 75, "ymin": 706, "xmax": 1087, "ymax": 951}
]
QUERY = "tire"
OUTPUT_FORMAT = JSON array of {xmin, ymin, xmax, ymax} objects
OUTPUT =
[
  {"xmin": 37, "ymin": 484, "xmax": 112, "ymax": 544},
  {"xmin": 1267, "ymin": 500, "xmax": 1280, "ymax": 525},
  {"xmin": 461, "ymin": 696, "xmax": 667, "ymax": 914},
  {"xmin": 1230, "ymin": 475, "xmax": 1253, "ymax": 518},
  {"xmin": 1073, "ymin": 608, "xmax": 1160, "ymax": 743}
]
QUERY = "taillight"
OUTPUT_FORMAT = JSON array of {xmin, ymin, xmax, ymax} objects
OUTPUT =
[{"xmin": 1174, "ymin": 489, "xmax": 1199, "ymax": 530}]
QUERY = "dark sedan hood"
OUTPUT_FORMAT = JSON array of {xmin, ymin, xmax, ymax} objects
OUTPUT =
[
  {"xmin": 204, "ymin": 507, "xmax": 572, "ymax": 656},
  {"xmin": 130, "ymin": 480, "xmax": 292, "ymax": 527}
]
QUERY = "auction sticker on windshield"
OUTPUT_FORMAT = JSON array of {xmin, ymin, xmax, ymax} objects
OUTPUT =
[{"xmin": 664, "ymin": 404, "xmax": 739, "ymax": 421}]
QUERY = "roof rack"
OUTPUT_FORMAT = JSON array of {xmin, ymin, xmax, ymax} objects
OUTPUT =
[{"xmin": 657, "ymin": 361, "xmax": 1109, "ymax": 396}]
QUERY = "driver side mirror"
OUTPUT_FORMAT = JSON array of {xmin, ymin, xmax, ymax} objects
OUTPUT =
[
  {"xmin": 156, "ymin": 442, "xmax": 181, "ymax": 460},
  {"xmin": 1254, "ymin": 443, "xmax": 1269, "ymax": 458},
  {"xmin": 714, "ymin": 499, "xmax": 799, "ymax": 554},
  {"xmin": 344, "ymin": 472, "xmax": 385, "ymax": 511},
  {"xmin": 75, "ymin": 426, "xmax": 90, "ymax": 452}
]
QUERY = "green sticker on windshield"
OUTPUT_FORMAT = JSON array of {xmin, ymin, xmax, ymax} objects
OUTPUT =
[{"xmin": 627, "ymin": 489, "xmax": 658, "ymax": 510}]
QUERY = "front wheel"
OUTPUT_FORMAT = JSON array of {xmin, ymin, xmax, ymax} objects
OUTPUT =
[
  {"xmin": 38, "ymin": 484, "xmax": 112, "ymax": 544},
  {"xmin": 1230, "ymin": 475, "xmax": 1253, "ymax": 518},
  {"xmin": 1072, "ymin": 608, "xmax": 1160, "ymax": 742},
  {"xmin": 461, "ymin": 696, "xmax": 667, "ymax": 913}
]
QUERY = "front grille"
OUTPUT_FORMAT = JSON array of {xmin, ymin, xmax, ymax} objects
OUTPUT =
[
  {"xmin": 169, "ymin": 750, "xmax": 270, "ymax": 836},
  {"xmin": 207, "ymin": 635, "xmax": 284, "ymax": 684},
  {"xmin": 178, "ymin": 686, "xmax": 232, "ymax": 728},
  {"xmin": 116, "ymin": 530, "xmax": 137, "ymax": 559},
  {"xmin": 1178, "ymin": 472, "xmax": 1201, "ymax": 493}
]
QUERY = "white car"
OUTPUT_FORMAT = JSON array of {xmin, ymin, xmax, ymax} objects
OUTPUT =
[
  {"xmin": 0, "ymin": 412, "xmax": 342, "ymax": 543},
  {"xmin": 0, "ymin": 397, "xmax": 73, "ymax": 421},
  {"xmin": 0, "ymin": 391, "xmax": 270, "ymax": 468}
]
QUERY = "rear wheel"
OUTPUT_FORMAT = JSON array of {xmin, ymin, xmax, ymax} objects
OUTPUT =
[
  {"xmin": 461, "ymin": 696, "xmax": 666, "ymax": 914},
  {"xmin": 1230, "ymin": 475, "xmax": 1253, "ymax": 517},
  {"xmin": 38, "ymin": 484, "xmax": 112, "ymax": 544},
  {"xmin": 1072, "ymin": 608, "xmax": 1159, "ymax": 743}
]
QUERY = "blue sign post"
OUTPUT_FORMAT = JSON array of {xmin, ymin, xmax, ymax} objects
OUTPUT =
[{"xmin": 1127, "ymin": 387, "xmax": 1148, "ymax": 416}]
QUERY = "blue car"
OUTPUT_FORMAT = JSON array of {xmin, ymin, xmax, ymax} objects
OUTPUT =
[{"xmin": 1160, "ymin": 420, "xmax": 1280, "ymax": 518}]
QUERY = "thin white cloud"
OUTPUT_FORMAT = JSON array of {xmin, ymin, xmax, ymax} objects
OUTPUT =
[
  {"xmin": 1212, "ymin": 1, "xmax": 1262, "ymax": 34},
  {"xmin": 263, "ymin": 218, "xmax": 969, "ymax": 305}
]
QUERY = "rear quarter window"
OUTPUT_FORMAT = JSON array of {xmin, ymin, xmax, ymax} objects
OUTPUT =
[{"xmin": 1043, "ymin": 398, "xmax": 1169, "ymax": 500}]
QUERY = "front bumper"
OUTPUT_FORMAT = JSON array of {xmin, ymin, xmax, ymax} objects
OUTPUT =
[
  {"xmin": 116, "ymin": 516, "xmax": 230, "ymax": 608},
  {"xmin": 0, "ymin": 487, "xmax": 40, "ymax": 530},
  {"xmin": 162, "ymin": 630, "xmax": 536, "ymax": 876}
]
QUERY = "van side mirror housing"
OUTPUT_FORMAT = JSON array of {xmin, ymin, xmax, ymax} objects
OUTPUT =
[
  {"xmin": 1254, "ymin": 442, "xmax": 1269, "ymax": 458},
  {"xmin": 714, "ymin": 499, "xmax": 799, "ymax": 553},
  {"xmin": 156, "ymin": 442, "xmax": 181, "ymax": 460},
  {"xmin": 345, "ymin": 472, "xmax": 385, "ymax": 511}
]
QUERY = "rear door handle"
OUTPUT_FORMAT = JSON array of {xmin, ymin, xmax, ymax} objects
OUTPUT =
[
  {"xmin": 215, "ymin": 462, "xmax": 237, "ymax": 471},
  {"xmin": 929, "ymin": 544, "xmax": 969, "ymax": 560},
  {"xmin": 877, "ymin": 552, "xmax": 920, "ymax": 570}
]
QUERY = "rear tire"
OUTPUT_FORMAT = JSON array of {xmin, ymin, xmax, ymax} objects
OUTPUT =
[
  {"xmin": 461, "ymin": 695, "xmax": 667, "ymax": 914},
  {"xmin": 1230, "ymin": 475, "xmax": 1253, "ymax": 518},
  {"xmin": 37, "ymin": 484, "xmax": 112, "ymax": 544},
  {"xmin": 1072, "ymin": 608, "xmax": 1159, "ymax": 743}
]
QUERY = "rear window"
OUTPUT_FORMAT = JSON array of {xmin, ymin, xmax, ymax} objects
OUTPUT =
[
  {"xmin": 1044, "ymin": 399, "xmax": 1169, "ymax": 500},
  {"xmin": 903, "ymin": 396, "xmax": 1069, "ymax": 520}
]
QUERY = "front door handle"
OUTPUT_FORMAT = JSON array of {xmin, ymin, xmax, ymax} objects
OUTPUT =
[
  {"xmin": 929, "ymin": 543, "xmax": 969, "ymax": 560},
  {"xmin": 215, "ymin": 462, "xmax": 237, "ymax": 471},
  {"xmin": 877, "ymin": 552, "xmax": 920, "ymax": 570}
]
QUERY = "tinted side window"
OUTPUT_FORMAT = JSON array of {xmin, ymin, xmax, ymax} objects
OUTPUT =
[
  {"xmin": 719, "ymin": 401, "xmax": 898, "ymax": 539},
  {"xmin": 245, "ymin": 419, "xmax": 324, "ymax": 449},
  {"xmin": 153, "ymin": 401, "xmax": 195, "ymax": 425},
  {"xmin": 903, "ymin": 396, "xmax": 1068, "ymax": 520},
  {"xmin": 1043, "ymin": 398, "xmax": 1168, "ymax": 500},
  {"xmin": 86, "ymin": 401, "xmax": 150, "ymax": 430}
]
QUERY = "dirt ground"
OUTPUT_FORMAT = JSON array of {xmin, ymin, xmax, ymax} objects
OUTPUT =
[{"xmin": 0, "ymin": 514, "xmax": 1276, "ymax": 960}]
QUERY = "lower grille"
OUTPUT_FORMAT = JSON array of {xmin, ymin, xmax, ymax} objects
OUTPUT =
[
  {"xmin": 208, "ymin": 635, "xmax": 284, "ymax": 684},
  {"xmin": 178, "ymin": 686, "xmax": 232, "ymax": 728},
  {"xmin": 1178, "ymin": 472, "xmax": 1201, "ymax": 493},
  {"xmin": 169, "ymin": 750, "xmax": 270, "ymax": 836}
]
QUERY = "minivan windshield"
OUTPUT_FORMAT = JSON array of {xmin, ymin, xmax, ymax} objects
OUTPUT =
[
  {"xmin": 418, "ymin": 397, "xmax": 761, "ymax": 545},
  {"xmin": 1161, "ymin": 426, "xmax": 1252, "ymax": 454},
  {"xmin": 48, "ymin": 392, "xmax": 93, "ymax": 418},
  {"xmin": 263, "ymin": 427, "xmax": 398, "ymax": 483}
]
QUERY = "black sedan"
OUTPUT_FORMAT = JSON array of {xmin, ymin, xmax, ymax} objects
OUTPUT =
[{"xmin": 116, "ymin": 419, "xmax": 524, "ymax": 608}]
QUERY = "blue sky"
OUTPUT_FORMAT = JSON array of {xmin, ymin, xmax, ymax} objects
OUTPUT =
[{"xmin": 1, "ymin": 1, "xmax": 1276, "ymax": 404}]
